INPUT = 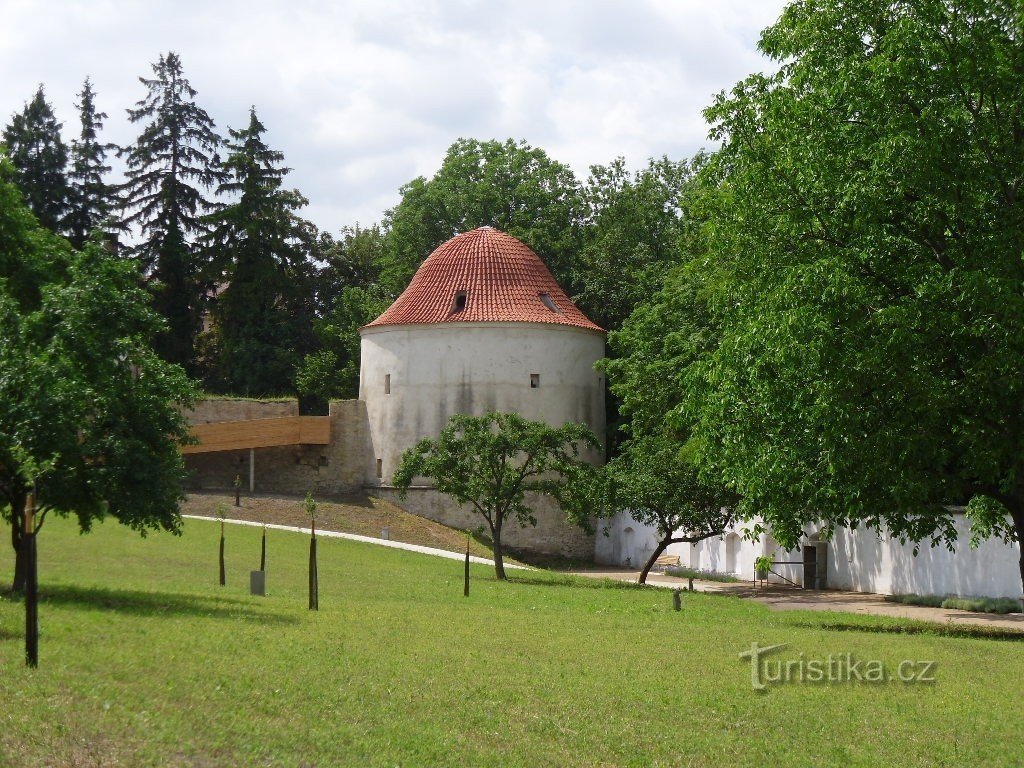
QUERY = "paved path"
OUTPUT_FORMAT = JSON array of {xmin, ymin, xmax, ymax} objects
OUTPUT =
[
  {"xmin": 183, "ymin": 514, "xmax": 532, "ymax": 570},
  {"xmin": 569, "ymin": 567, "xmax": 1024, "ymax": 632}
]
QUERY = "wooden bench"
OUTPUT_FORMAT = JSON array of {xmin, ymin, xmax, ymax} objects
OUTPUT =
[{"xmin": 654, "ymin": 554, "xmax": 681, "ymax": 569}]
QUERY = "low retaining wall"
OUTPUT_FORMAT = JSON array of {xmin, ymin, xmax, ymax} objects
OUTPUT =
[{"xmin": 371, "ymin": 485, "xmax": 594, "ymax": 559}]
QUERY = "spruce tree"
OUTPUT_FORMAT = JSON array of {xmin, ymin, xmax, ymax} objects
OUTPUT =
[
  {"xmin": 2, "ymin": 85, "xmax": 70, "ymax": 233},
  {"xmin": 120, "ymin": 52, "xmax": 222, "ymax": 373},
  {"xmin": 203, "ymin": 107, "xmax": 315, "ymax": 395},
  {"xmin": 66, "ymin": 77, "xmax": 115, "ymax": 249}
]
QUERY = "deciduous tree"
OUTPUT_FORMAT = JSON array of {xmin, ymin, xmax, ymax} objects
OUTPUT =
[
  {"xmin": 382, "ymin": 138, "xmax": 584, "ymax": 296},
  {"xmin": 0, "ymin": 157, "xmax": 196, "ymax": 591},
  {"xmin": 683, "ymin": 0, "xmax": 1024, "ymax": 593},
  {"xmin": 393, "ymin": 413, "xmax": 598, "ymax": 579}
]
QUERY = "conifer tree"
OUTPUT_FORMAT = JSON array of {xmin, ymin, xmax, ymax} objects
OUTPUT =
[
  {"xmin": 66, "ymin": 77, "xmax": 115, "ymax": 250},
  {"xmin": 120, "ymin": 52, "xmax": 222, "ymax": 373},
  {"xmin": 2, "ymin": 85, "xmax": 70, "ymax": 233},
  {"xmin": 203, "ymin": 108, "xmax": 315, "ymax": 395}
]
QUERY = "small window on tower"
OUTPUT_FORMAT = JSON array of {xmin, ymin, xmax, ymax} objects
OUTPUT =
[
  {"xmin": 539, "ymin": 293, "xmax": 561, "ymax": 312},
  {"xmin": 530, "ymin": 374, "xmax": 540, "ymax": 388},
  {"xmin": 376, "ymin": 458, "xmax": 383, "ymax": 479},
  {"xmin": 384, "ymin": 374, "xmax": 391, "ymax": 394},
  {"xmin": 452, "ymin": 291, "xmax": 468, "ymax": 313}
]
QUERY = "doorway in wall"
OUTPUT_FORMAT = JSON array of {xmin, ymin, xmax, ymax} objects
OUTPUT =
[{"xmin": 725, "ymin": 533, "xmax": 742, "ymax": 575}]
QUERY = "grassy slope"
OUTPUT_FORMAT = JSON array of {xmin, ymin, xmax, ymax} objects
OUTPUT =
[
  {"xmin": 0, "ymin": 517, "xmax": 1020, "ymax": 767},
  {"xmin": 180, "ymin": 491, "xmax": 514, "ymax": 564}
]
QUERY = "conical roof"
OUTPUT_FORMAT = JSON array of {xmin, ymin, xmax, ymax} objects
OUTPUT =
[{"xmin": 363, "ymin": 227, "xmax": 603, "ymax": 333}]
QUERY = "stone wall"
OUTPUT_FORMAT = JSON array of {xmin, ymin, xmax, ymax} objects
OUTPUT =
[
  {"xmin": 188, "ymin": 398, "xmax": 299, "ymax": 423},
  {"xmin": 183, "ymin": 399, "xmax": 369, "ymax": 497},
  {"xmin": 371, "ymin": 485, "xmax": 594, "ymax": 559}
]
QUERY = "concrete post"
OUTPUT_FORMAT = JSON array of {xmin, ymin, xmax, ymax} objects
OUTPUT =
[{"xmin": 249, "ymin": 448, "xmax": 255, "ymax": 493}]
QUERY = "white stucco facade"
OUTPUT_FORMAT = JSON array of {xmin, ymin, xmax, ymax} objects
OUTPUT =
[
  {"xmin": 595, "ymin": 510, "xmax": 1023, "ymax": 599},
  {"xmin": 359, "ymin": 321, "xmax": 606, "ymax": 485}
]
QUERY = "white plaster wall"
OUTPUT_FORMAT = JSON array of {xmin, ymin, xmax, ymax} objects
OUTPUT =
[
  {"xmin": 595, "ymin": 510, "xmax": 1022, "ymax": 599},
  {"xmin": 359, "ymin": 322, "xmax": 606, "ymax": 484}
]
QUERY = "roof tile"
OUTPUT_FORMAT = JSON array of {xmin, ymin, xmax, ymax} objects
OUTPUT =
[{"xmin": 364, "ymin": 227, "xmax": 604, "ymax": 333}]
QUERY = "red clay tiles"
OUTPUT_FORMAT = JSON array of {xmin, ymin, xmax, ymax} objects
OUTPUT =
[{"xmin": 364, "ymin": 227, "xmax": 604, "ymax": 333}]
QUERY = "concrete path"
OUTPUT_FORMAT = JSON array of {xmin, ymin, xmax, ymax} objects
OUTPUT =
[
  {"xmin": 182, "ymin": 514, "xmax": 532, "ymax": 571},
  {"xmin": 569, "ymin": 567, "xmax": 1024, "ymax": 632}
]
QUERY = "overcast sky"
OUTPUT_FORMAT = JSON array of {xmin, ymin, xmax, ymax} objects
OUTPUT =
[{"xmin": 1, "ymin": 0, "xmax": 788, "ymax": 233}]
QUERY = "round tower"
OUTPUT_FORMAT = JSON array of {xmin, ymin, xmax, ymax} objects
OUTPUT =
[{"xmin": 359, "ymin": 226, "xmax": 606, "ymax": 489}]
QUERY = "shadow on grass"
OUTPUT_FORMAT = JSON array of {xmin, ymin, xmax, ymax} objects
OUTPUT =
[
  {"xmin": 35, "ymin": 584, "xmax": 299, "ymax": 625},
  {"xmin": 783, "ymin": 616, "xmax": 1024, "ymax": 642}
]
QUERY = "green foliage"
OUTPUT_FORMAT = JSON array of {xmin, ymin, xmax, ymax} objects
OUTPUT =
[
  {"xmin": 393, "ymin": 412, "xmax": 598, "ymax": 578},
  {"xmin": 3, "ymin": 84, "xmax": 70, "ymax": 233},
  {"xmin": 754, "ymin": 556, "xmax": 773, "ymax": 575},
  {"xmin": 658, "ymin": 1, "xmax": 1024, "ymax": 585},
  {"xmin": 66, "ymin": 77, "xmax": 116, "ymax": 250},
  {"xmin": 597, "ymin": 259, "xmax": 737, "ymax": 582},
  {"xmin": 0, "ymin": 155, "xmax": 197, "ymax": 582},
  {"xmin": 885, "ymin": 593, "xmax": 1021, "ymax": 615},
  {"xmin": 576, "ymin": 154, "xmax": 707, "ymax": 331},
  {"xmin": 296, "ymin": 285, "xmax": 387, "ymax": 402},
  {"xmin": 120, "ymin": 51, "xmax": 223, "ymax": 373},
  {"xmin": 381, "ymin": 138, "xmax": 584, "ymax": 296},
  {"xmin": 303, "ymin": 492, "xmax": 317, "ymax": 522},
  {"xmin": 202, "ymin": 108, "xmax": 317, "ymax": 396}
]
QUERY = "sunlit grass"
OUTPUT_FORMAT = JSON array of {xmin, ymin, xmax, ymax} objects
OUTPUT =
[{"xmin": 0, "ymin": 516, "xmax": 1020, "ymax": 767}]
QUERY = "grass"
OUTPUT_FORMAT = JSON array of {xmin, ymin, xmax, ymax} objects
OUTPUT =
[
  {"xmin": 884, "ymin": 592, "xmax": 1023, "ymax": 615},
  {"xmin": 1, "ymin": 517, "xmax": 1022, "ymax": 767}
]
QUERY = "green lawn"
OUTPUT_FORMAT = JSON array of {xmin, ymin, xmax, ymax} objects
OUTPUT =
[{"xmin": 0, "ymin": 517, "xmax": 1020, "ymax": 767}]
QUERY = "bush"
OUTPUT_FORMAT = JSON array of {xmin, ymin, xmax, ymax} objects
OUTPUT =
[
  {"xmin": 884, "ymin": 593, "xmax": 1022, "ymax": 614},
  {"xmin": 664, "ymin": 566, "xmax": 740, "ymax": 583}
]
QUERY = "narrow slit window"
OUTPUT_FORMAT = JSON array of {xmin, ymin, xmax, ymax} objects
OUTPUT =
[
  {"xmin": 530, "ymin": 374, "xmax": 540, "ymax": 388},
  {"xmin": 539, "ymin": 293, "xmax": 561, "ymax": 312},
  {"xmin": 452, "ymin": 291, "xmax": 468, "ymax": 313},
  {"xmin": 376, "ymin": 458, "xmax": 383, "ymax": 478},
  {"xmin": 384, "ymin": 374, "xmax": 391, "ymax": 394}
]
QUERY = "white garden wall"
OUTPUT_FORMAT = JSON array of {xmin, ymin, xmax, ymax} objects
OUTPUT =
[{"xmin": 595, "ymin": 510, "xmax": 1022, "ymax": 599}]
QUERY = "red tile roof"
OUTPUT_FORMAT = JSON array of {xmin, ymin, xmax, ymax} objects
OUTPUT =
[{"xmin": 364, "ymin": 227, "xmax": 604, "ymax": 333}]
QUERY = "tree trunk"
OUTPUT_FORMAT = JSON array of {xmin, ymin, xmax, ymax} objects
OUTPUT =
[
  {"xmin": 638, "ymin": 538, "xmax": 671, "ymax": 585},
  {"xmin": 490, "ymin": 516, "xmax": 506, "ymax": 581},
  {"xmin": 9, "ymin": 491, "xmax": 26, "ymax": 593}
]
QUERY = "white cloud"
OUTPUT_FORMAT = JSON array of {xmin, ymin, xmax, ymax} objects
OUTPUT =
[{"xmin": 0, "ymin": 0, "xmax": 788, "ymax": 233}]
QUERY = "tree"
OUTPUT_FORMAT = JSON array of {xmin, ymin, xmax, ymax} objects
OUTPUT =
[
  {"xmin": 382, "ymin": 138, "xmax": 584, "ymax": 297},
  {"xmin": 682, "ymin": 0, "xmax": 1024, "ymax": 592},
  {"xmin": 600, "ymin": 435, "xmax": 738, "ymax": 584},
  {"xmin": 2, "ymin": 85, "xmax": 70, "ymax": 233},
  {"xmin": 393, "ymin": 413, "xmax": 599, "ymax": 579},
  {"xmin": 295, "ymin": 285, "xmax": 387, "ymax": 402},
  {"xmin": 598, "ymin": 263, "xmax": 738, "ymax": 583},
  {"xmin": 66, "ymin": 77, "xmax": 115, "ymax": 250},
  {"xmin": 120, "ymin": 51, "xmax": 222, "ymax": 373},
  {"xmin": 202, "ymin": 108, "xmax": 316, "ymax": 396},
  {"xmin": 576, "ymin": 154, "xmax": 707, "ymax": 332},
  {"xmin": 0, "ymin": 157, "xmax": 196, "ymax": 590}
]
